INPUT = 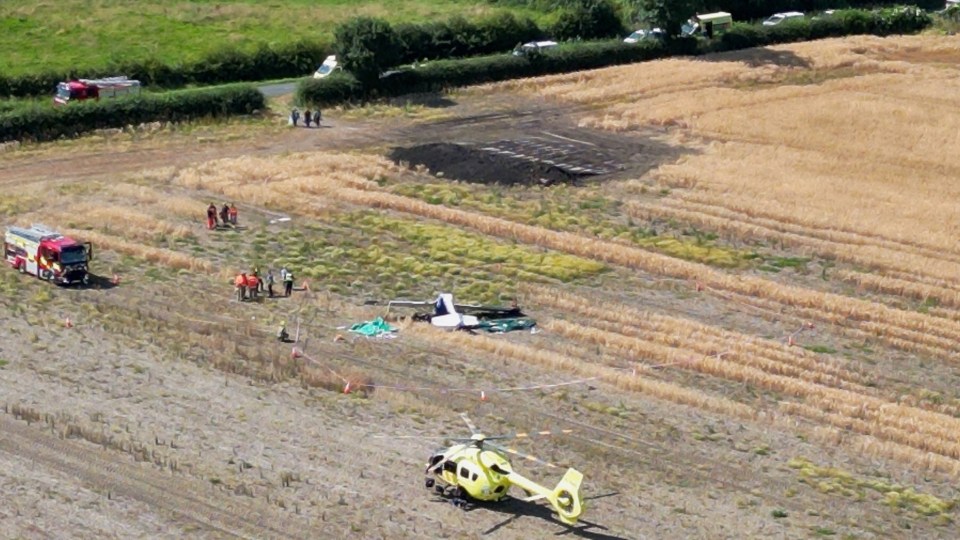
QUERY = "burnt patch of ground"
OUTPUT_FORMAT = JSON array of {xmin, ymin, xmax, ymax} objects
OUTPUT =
[{"xmin": 391, "ymin": 142, "xmax": 587, "ymax": 186}]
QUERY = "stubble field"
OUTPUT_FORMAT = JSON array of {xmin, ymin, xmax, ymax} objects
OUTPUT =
[{"xmin": 2, "ymin": 34, "xmax": 960, "ymax": 539}]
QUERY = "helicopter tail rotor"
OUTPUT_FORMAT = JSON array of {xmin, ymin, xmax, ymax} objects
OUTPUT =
[
  {"xmin": 495, "ymin": 464, "xmax": 585, "ymax": 525},
  {"xmin": 550, "ymin": 468, "xmax": 585, "ymax": 525}
]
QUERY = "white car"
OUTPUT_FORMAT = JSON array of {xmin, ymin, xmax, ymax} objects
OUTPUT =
[
  {"xmin": 313, "ymin": 55, "xmax": 339, "ymax": 79},
  {"xmin": 624, "ymin": 28, "xmax": 666, "ymax": 43},
  {"xmin": 762, "ymin": 12, "xmax": 804, "ymax": 26},
  {"xmin": 512, "ymin": 41, "xmax": 558, "ymax": 56}
]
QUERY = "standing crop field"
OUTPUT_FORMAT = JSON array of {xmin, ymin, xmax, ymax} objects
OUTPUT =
[
  {"xmin": 505, "ymin": 34, "xmax": 960, "ymax": 310},
  {"xmin": 2, "ymin": 34, "xmax": 960, "ymax": 539}
]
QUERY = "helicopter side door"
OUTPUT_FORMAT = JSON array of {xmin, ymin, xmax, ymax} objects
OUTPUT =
[
  {"xmin": 457, "ymin": 461, "xmax": 496, "ymax": 500},
  {"xmin": 439, "ymin": 459, "xmax": 459, "ymax": 485}
]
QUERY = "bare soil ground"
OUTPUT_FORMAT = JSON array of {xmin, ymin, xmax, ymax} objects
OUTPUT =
[{"xmin": 2, "ymin": 36, "xmax": 960, "ymax": 540}]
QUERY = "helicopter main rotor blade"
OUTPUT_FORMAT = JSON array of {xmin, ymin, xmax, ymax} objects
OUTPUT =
[
  {"xmin": 371, "ymin": 434, "xmax": 458, "ymax": 440},
  {"xmin": 460, "ymin": 413, "xmax": 481, "ymax": 436},
  {"xmin": 473, "ymin": 428, "xmax": 574, "ymax": 443},
  {"xmin": 512, "ymin": 429, "xmax": 573, "ymax": 440},
  {"xmin": 487, "ymin": 441, "xmax": 558, "ymax": 469}
]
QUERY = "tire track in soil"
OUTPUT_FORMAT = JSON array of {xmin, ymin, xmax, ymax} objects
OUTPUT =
[{"xmin": 0, "ymin": 414, "xmax": 315, "ymax": 540}]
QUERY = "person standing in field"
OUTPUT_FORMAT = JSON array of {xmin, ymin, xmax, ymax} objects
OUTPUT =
[
  {"xmin": 291, "ymin": 108, "xmax": 300, "ymax": 127},
  {"xmin": 253, "ymin": 267, "xmax": 264, "ymax": 294},
  {"xmin": 234, "ymin": 272, "xmax": 248, "ymax": 302},
  {"xmin": 304, "ymin": 109, "xmax": 312, "ymax": 128},
  {"xmin": 266, "ymin": 269, "xmax": 276, "ymax": 298},
  {"xmin": 314, "ymin": 110, "xmax": 322, "ymax": 126},
  {"xmin": 207, "ymin": 203, "xmax": 218, "ymax": 230},
  {"xmin": 246, "ymin": 272, "xmax": 259, "ymax": 300},
  {"xmin": 220, "ymin": 204, "xmax": 229, "ymax": 228},
  {"xmin": 229, "ymin": 204, "xmax": 238, "ymax": 226},
  {"xmin": 283, "ymin": 269, "xmax": 294, "ymax": 297}
]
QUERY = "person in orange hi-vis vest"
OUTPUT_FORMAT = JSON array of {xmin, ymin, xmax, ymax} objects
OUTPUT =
[
  {"xmin": 246, "ymin": 272, "xmax": 259, "ymax": 300},
  {"xmin": 234, "ymin": 272, "xmax": 248, "ymax": 302},
  {"xmin": 228, "ymin": 204, "xmax": 238, "ymax": 226}
]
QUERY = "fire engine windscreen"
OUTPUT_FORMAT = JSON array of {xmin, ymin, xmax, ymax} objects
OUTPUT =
[
  {"xmin": 56, "ymin": 85, "xmax": 71, "ymax": 101},
  {"xmin": 60, "ymin": 246, "xmax": 87, "ymax": 264}
]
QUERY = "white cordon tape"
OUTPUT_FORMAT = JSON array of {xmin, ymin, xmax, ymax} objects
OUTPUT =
[
  {"xmin": 294, "ymin": 348, "xmax": 597, "ymax": 398},
  {"xmin": 293, "ymin": 317, "xmax": 814, "ymax": 397}
]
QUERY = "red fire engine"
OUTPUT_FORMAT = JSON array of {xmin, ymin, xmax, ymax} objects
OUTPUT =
[
  {"xmin": 4, "ymin": 225, "xmax": 93, "ymax": 285},
  {"xmin": 53, "ymin": 76, "xmax": 141, "ymax": 106}
]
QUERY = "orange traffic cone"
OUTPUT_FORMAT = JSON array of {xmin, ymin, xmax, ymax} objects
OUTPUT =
[
  {"xmin": 343, "ymin": 382, "xmax": 352, "ymax": 394},
  {"xmin": 291, "ymin": 347, "xmax": 301, "ymax": 359},
  {"xmin": 64, "ymin": 317, "xmax": 73, "ymax": 328},
  {"xmin": 111, "ymin": 273, "xmax": 121, "ymax": 285},
  {"xmin": 480, "ymin": 391, "xmax": 487, "ymax": 402},
  {"xmin": 787, "ymin": 335, "xmax": 795, "ymax": 346}
]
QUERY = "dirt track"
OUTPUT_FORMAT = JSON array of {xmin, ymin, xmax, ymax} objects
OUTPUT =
[
  {"xmin": 0, "ymin": 415, "xmax": 315, "ymax": 539},
  {"xmin": 0, "ymin": 96, "xmax": 670, "ymax": 187}
]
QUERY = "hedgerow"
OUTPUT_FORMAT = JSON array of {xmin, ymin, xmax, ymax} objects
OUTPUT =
[
  {"xmin": 0, "ymin": 84, "xmax": 264, "ymax": 143},
  {"xmin": 298, "ymin": 6, "xmax": 930, "ymax": 107},
  {"xmin": 0, "ymin": 40, "xmax": 329, "ymax": 99},
  {"xmin": 709, "ymin": 6, "xmax": 931, "ymax": 52}
]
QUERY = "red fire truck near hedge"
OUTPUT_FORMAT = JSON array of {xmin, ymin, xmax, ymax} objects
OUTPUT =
[
  {"xmin": 4, "ymin": 225, "xmax": 93, "ymax": 285},
  {"xmin": 53, "ymin": 76, "xmax": 141, "ymax": 106}
]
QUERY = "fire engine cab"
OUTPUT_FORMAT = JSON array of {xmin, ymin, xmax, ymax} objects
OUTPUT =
[
  {"xmin": 53, "ymin": 76, "xmax": 141, "ymax": 106},
  {"xmin": 4, "ymin": 225, "xmax": 93, "ymax": 285}
]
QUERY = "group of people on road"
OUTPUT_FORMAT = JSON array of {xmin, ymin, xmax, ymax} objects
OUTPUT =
[
  {"xmin": 206, "ymin": 203, "xmax": 239, "ymax": 230},
  {"xmin": 233, "ymin": 267, "xmax": 295, "ymax": 302},
  {"xmin": 289, "ymin": 108, "xmax": 322, "ymax": 128}
]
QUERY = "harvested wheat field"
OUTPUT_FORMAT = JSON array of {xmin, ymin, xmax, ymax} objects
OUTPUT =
[{"xmin": 2, "ymin": 34, "xmax": 960, "ymax": 539}]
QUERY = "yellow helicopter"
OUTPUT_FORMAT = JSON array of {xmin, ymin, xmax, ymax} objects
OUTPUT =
[{"xmin": 422, "ymin": 413, "xmax": 584, "ymax": 525}]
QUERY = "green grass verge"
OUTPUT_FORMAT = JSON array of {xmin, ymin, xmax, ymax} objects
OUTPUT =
[{"xmin": 0, "ymin": 0, "xmax": 548, "ymax": 77}]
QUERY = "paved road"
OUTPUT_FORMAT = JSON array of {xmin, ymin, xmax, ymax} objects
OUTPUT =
[{"xmin": 258, "ymin": 81, "xmax": 299, "ymax": 98}]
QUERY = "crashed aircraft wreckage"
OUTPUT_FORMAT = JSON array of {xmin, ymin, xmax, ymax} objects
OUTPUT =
[{"xmin": 388, "ymin": 293, "xmax": 536, "ymax": 332}]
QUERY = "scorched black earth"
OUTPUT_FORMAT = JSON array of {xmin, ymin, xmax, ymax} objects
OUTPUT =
[{"xmin": 390, "ymin": 142, "xmax": 584, "ymax": 186}]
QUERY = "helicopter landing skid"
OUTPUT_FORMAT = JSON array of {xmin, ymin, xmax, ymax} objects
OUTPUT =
[{"xmin": 427, "ymin": 479, "xmax": 471, "ymax": 509}]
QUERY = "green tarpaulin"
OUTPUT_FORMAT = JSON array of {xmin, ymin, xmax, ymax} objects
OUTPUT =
[
  {"xmin": 349, "ymin": 316, "xmax": 397, "ymax": 337},
  {"xmin": 476, "ymin": 317, "xmax": 537, "ymax": 333}
]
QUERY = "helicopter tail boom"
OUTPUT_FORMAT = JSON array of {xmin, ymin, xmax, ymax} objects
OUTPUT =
[{"xmin": 506, "ymin": 467, "xmax": 584, "ymax": 525}]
